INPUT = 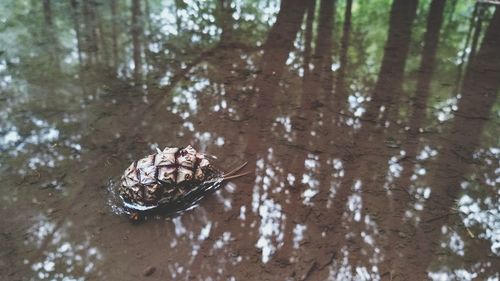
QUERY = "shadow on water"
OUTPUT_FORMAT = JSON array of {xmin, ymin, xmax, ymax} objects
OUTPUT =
[
  {"xmin": 0, "ymin": 0, "xmax": 499, "ymax": 280},
  {"xmin": 107, "ymin": 175, "xmax": 225, "ymax": 219}
]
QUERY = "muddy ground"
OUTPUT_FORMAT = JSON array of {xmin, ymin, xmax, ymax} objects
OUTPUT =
[{"xmin": 1, "ymin": 0, "xmax": 499, "ymax": 280}]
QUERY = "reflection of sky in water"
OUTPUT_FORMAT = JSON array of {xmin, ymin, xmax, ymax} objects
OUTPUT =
[
  {"xmin": 0, "ymin": 115, "xmax": 81, "ymax": 176},
  {"xmin": 275, "ymin": 116, "xmax": 293, "ymax": 142},
  {"xmin": 348, "ymin": 94, "xmax": 368, "ymax": 118},
  {"xmin": 194, "ymin": 131, "xmax": 225, "ymax": 151},
  {"xmin": 459, "ymin": 193, "xmax": 500, "ymax": 255},
  {"xmin": 170, "ymin": 212, "xmax": 229, "ymax": 270},
  {"xmin": 301, "ymin": 154, "xmax": 320, "ymax": 204},
  {"xmin": 384, "ymin": 151, "xmax": 405, "ymax": 188},
  {"xmin": 327, "ymin": 247, "xmax": 380, "ymax": 281},
  {"xmin": 252, "ymin": 150, "xmax": 286, "ymax": 263},
  {"xmin": 344, "ymin": 93, "xmax": 369, "ymax": 128},
  {"xmin": 447, "ymin": 231, "xmax": 465, "ymax": 256},
  {"xmin": 293, "ymin": 224, "xmax": 306, "ymax": 249},
  {"xmin": 215, "ymin": 182, "xmax": 235, "ymax": 211},
  {"xmin": 429, "ymin": 267, "xmax": 493, "ymax": 281},
  {"xmin": 1, "ymin": 118, "xmax": 58, "ymax": 153},
  {"xmin": 326, "ymin": 158, "xmax": 344, "ymax": 208},
  {"xmin": 433, "ymin": 95, "xmax": 459, "ymax": 122},
  {"xmin": 346, "ymin": 181, "xmax": 363, "ymax": 222},
  {"xmin": 256, "ymin": 197, "xmax": 283, "ymax": 263},
  {"xmin": 449, "ymin": 146, "xmax": 500, "ymax": 257},
  {"xmin": 25, "ymin": 214, "xmax": 102, "ymax": 280},
  {"xmin": 417, "ymin": 145, "xmax": 438, "ymax": 161}
]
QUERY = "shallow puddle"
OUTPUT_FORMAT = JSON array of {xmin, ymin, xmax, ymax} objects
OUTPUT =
[{"xmin": 1, "ymin": 0, "xmax": 499, "ymax": 280}]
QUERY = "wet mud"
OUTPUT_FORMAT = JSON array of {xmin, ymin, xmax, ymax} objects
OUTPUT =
[{"xmin": 0, "ymin": 0, "xmax": 499, "ymax": 280}]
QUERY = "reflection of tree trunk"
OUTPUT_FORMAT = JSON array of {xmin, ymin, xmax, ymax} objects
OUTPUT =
[
  {"xmin": 363, "ymin": 0, "xmax": 419, "ymax": 123},
  {"xmin": 319, "ymin": 0, "xmax": 336, "ymax": 104},
  {"xmin": 395, "ymin": 7, "xmax": 500, "ymax": 279},
  {"xmin": 82, "ymin": 0, "xmax": 98, "ymax": 65},
  {"xmin": 95, "ymin": 4, "xmax": 109, "ymax": 66},
  {"xmin": 131, "ymin": 0, "xmax": 143, "ymax": 82},
  {"xmin": 143, "ymin": 0, "xmax": 153, "ymax": 81},
  {"xmin": 387, "ymin": 0, "xmax": 446, "ymax": 273},
  {"xmin": 174, "ymin": 0, "xmax": 184, "ymax": 32},
  {"xmin": 293, "ymin": 0, "xmax": 315, "ymax": 155},
  {"xmin": 327, "ymin": 0, "xmax": 419, "ymax": 274},
  {"xmin": 218, "ymin": 0, "xmax": 235, "ymax": 45},
  {"xmin": 110, "ymin": 0, "xmax": 119, "ymax": 69},
  {"xmin": 242, "ymin": 0, "xmax": 307, "ymax": 272},
  {"xmin": 295, "ymin": 0, "xmax": 334, "ymax": 188},
  {"xmin": 352, "ymin": 0, "xmax": 419, "ymax": 196},
  {"xmin": 256, "ymin": 0, "xmax": 307, "ymax": 88},
  {"xmin": 42, "ymin": 0, "xmax": 61, "ymax": 72},
  {"xmin": 71, "ymin": 0, "xmax": 83, "ymax": 65},
  {"xmin": 302, "ymin": 0, "xmax": 316, "ymax": 82},
  {"xmin": 249, "ymin": 0, "xmax": 308, "ymax": 195},
  {"xmin": 453, "ymin": 3, "xmax": 477, "ymax": 95},
  {"xmin": 467, "ymin": 3, "xmax": 485, "ymax": 66},
  {"xmin": 309, "ymin": 0, "xmax": 336, "ymax": 198},
  {"xmin": 303, "ymin": 0, "xmax": 335, "ymax": 113},
  {"xmin": 281, "ymin": 1, "xmax": 338, "ymax": 275},
  {"xmin": 396, "ymin": 0, "xmax": 446, "ymax": 202},
  {"xmin": 447, "ymin": 0, "xmax": 457, "ymax": 22},
  {"xmin": 249, "ymin": 0, "xmax": 307, "ymax": 123},
  {"xmin": 333, "ymin": 0, "xmax": 352, "ymax": 114},
  {"xmin": 144, "ymin": 0, "xmax": 153, "ymax": 36},
  {"xmin": 191, "ymin": 1, "xmax": 308, "ymax": 275},
  {"xmin": 282, "ymin": 0, "xmax": 336, "ymax": 245},
  {"xmin": 43, "ymin": 0, "xmax": 52, "ymax": 26},
  {"xmin": 281, "ymin": 0, "xmax": 316, "ymax": 261}
]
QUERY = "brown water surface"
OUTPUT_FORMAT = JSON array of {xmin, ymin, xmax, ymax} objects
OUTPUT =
[{"xmin": 1, "ymin": 0, "xmax": 499, "ymax": 280}]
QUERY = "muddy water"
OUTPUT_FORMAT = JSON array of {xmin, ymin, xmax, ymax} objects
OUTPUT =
[{"xmin": 1, "ymin": 0, "xmax": 499, "ymax": 280}]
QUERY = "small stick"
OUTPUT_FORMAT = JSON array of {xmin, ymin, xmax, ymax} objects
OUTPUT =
[
  {"xmin": 223, "ymin": 161, "xmax": 248, "ymax": 177},
  {"xmin": 223, "ymin": 171, "xmax": 252, "ymax": 181}
]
